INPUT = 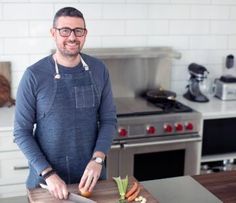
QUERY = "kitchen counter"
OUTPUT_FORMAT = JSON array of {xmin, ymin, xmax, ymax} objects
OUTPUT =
[
  {"xmin": 178, "ymin": 95, "xmax": 236, "ymax": 119},
  {"xmin": 193, "ymin": 171, "xmax": 236, "ymax": 203},
  {"xmin": 1, "ymin": 171, "xmax": 236, "ymax": 203}
]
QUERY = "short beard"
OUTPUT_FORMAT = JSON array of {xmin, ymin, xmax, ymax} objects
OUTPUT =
[
  {"xmin": 57, "ymin": 40, "xmax": 81, "ymax": 58},
  {"xmin": 59, "ymin": 48, "xmax": 80, "ymax": 58}
]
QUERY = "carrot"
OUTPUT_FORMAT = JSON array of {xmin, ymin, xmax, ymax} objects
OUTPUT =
[
  {"xmin": 127, "ymin": 186, "xmax": 141, "ymax": 202},
  {"xmin": 125, "ymin": 181, "xmax": 138, "ymax": 198}
]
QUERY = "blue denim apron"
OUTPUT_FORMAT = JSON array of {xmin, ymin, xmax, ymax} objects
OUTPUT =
[{"xmin": 27, "ymin": 56, "xmax": 105, "ymax": 188}]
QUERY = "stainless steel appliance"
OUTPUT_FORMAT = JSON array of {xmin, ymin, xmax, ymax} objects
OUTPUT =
[
  {"xmin": 214, "ymin": 76, "xmax": 236, "ymax": 100},
  {"xmin": 84, "ymin": 47, "xmax": 202, "ymax": 182},
  {"xmin": 106, "ymin": 97, "xmax": 202, "ymax": 181},
  {"xmin": 183, "ymin": 63, "xmax": 209, "ymax": 103}
]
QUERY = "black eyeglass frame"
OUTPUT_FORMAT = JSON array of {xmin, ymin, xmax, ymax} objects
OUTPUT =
[{"xmin": 54, "ymin": 27, "xmax": 87, "ymax": 37}]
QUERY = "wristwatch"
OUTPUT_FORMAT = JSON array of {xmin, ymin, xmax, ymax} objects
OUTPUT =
[{"xmin": 91, "ymin": 157, "xmax": 104, "ymax": 165}]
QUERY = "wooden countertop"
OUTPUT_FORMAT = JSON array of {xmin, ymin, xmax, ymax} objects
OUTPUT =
[{"xmin": 193, "ymin": 170, "xmax": 236, "ymax": 203}]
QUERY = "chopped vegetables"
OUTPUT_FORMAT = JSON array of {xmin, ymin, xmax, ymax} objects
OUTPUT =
[
  {"xmin": 113, "ymin": 176, "xmax": 146, "ymax": 202},
  {"xmin": 113, "ymin": 176, "xmax": 129, "ymax": 200},
  {"xmin": 135, "ymin": 196, "xmax": 147, "ymax": 203},
  {"xmin": 126, "ymin": 181, "xmax": 141, "ymax": 202},
  {"xmin": 127, "ymin": 186, "xmax": 140, "ymax": 202},
  {"xmin": 125, "ymin": 182, "xmax": 138, "ymax": 198}
]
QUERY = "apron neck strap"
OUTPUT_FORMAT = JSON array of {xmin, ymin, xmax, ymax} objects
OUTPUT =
[{"xmin": 53, "ymin": 54, "xmax": 89, "ymax": 79}]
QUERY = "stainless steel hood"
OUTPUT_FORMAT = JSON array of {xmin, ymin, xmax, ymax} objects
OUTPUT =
[{"xmin": 83, "ymin": 47, "xmax": 181, "ymax": 98}]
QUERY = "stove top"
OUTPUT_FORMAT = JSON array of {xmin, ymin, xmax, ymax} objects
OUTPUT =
[
  {"xmin": 115, "ymin": 97, "xmax": 193, "ymax": 117},
  {"xmin": 114, "ymin": 97, "xmax": 201, "ymax": 141}
]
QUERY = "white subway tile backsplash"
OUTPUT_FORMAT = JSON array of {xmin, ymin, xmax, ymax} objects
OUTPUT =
[
  {"xmin": 127, "ymin": 0, "xmax": 170, "ymax": 3},
  {"xmin": 190, "ymin": 5, "xmax": 230, "ymax": 19},
  {"xmin": 171, "ymin": 64, "xmax": 189, "ymax": 80},
  {"xmin": 211, "ymin": 21, "xmax": 236, "ymax": 34},
  {"xmin": 54, "ymin": 4, "xmax": 103, "ymax": 19},
  {"xmin": 30, "ymin": 0, "xmax": 77, "ymax": 2},
  {"xmin": 212, "ymin": 0, "xmax": 236, "ymax": 5},
  {"xmin": 80, "ymin": 0, "xmax": 125, "ymax": 3},
  {"xmin": 147, "ymin": 36, "xmax": 189, "ymax": 49},
  {"xmin": 175, "ymin": 50, "xmax": 233, "ymax": 66},
  {"xmin": 171, "ymin": 0, "xmax": 211, "ymax": 4},
  {"xmin": 0, "ymin": 0, "xmax": 235, "ymax": 95},
  {"xmin": 101, "ymin": 36, "xmax": 147, "ymax": 47},
  {"xmin": 171, "ymin": 80, "xmax": 187, "ymax": 95},
  {"xmin": 148, "ymin": 5, "xmax": 190, "ymax": 19},
  {"xmin": 0, "ymin": 39, "xmax": 4, "ymax": 54},
  {"xmin": 103, "ymin": 4, "xmax": 148, "ymax": 19},
  {"xmin": 174, "ymin": 50, "xmax": 210, "ymax": 65},
  {"xmin": 126, "ymin": 20, "xmax": 168, "ymax": 35},
  {"xmin": 230, "ymin": 6, "xmax": 236, "ymax": 19},
  {"xmin": 12, "ymin": 71, "xmax": 24, "ymax": 89},
  {"xmin": 29, "ymin": 21, "xmax": 52, "ymax": 37},
  {"xmin": 190, "ymin": 36, "xmax": 227, "ymax": 50},
  {"xmin": 228, "ymin": 36, "xmax": 236, "ymax": 49},
  {"xmin": 3, "ymin": 3, "xmax": 53, "ymax": 20},
  {"xmin": 4, "ymin": 37, "xmax": 54, "ymax": 54},
  {"xmin": 87, "ymin": 20, "xmax": 125, "ymax": 36},
  {"xmin": 84, "ymin": 36, "xmax": 102, "ymax": 48},
  {"xmin": 170, "ymin": 20, "xmax": 209, "ymax": 35},
  {"xmin": 0, "ymin": 21, "xmax": 28, "ymax": 37}
]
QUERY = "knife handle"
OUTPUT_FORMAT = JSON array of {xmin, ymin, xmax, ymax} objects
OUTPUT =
[{"xmin": 39, "ymin": 183, "xmax": 49, "ymax": 190}]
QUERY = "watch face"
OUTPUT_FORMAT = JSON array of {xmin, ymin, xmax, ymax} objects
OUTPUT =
[{"xmin": 95, "ymin": 157, "xmax": 103, "ymax": 163}]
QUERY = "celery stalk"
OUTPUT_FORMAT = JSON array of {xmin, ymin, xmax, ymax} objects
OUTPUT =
[{"xmin": 113, "ymin": 176, "xmax": 128, "ymax": 200}]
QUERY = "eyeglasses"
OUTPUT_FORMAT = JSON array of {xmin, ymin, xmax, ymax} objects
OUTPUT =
[{"xmin": 54, "ymin": 27, "xmax": 86, "ymax": 37}]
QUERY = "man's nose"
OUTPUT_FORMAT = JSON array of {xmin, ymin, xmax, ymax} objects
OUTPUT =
[{"xmin": 68, "ymin": 30, "xmax": 76, "ymax": 39}]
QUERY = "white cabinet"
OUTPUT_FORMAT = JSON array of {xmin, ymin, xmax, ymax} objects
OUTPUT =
[{"xmin": 0, "ymin": 107, "xmax": 28, "ymax": 198}]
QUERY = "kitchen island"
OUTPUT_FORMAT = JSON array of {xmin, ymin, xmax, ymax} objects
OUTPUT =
[{"xmin": 1, "ymin": 171, "xmax": 236, "ymax": 203}]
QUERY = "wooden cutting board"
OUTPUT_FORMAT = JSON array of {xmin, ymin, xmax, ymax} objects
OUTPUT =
[{"xmin": 28, "ymin": 177, "xmax": 159, "ymax": 203}]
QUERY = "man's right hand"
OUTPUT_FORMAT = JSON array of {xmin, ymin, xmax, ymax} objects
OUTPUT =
[{"xmin": 45, "ymin": 173, "xmax": 68, "ymax": 200}]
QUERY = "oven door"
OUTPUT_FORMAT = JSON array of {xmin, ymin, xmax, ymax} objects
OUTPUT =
[{"xmin": 112, "ymin": 135, "xmax": 201, "ymax": 181}]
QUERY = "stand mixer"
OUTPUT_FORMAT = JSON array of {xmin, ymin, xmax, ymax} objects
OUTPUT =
[{"xmin": 183, "ymin": 63, "xmax": 209, "ymax": 102}]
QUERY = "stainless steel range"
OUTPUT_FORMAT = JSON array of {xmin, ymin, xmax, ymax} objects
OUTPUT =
[
  {"xmin": 84, "ymin": 47, "xmax": 202, "ymax": 181},
  {"xmin": 106, "ymin": 97, "xmax": 202, "ymax": 181}
]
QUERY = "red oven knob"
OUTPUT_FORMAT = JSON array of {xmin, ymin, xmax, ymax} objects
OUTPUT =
[
  {"xmin": 164, "ymin": 124, "xmax": 173, "ymax": 133},
  {"xmin": 185, "ymin": 122, "xmax": 193, "ymax": 130},
  {"xmin": 118, "ymin": 128, "xmax": 128, "ymax": 137},
  {"xmin": 146, "ymin": 126, "xmax": 156, "ymax": 135},
  {"xmin": 175, "ymin": 123, "xmax": 183, "ymax": 132}
]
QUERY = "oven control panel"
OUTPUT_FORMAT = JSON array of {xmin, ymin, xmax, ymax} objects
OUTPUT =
[{"xmin": 115, "ymin": 112, "xmax": 201, "ymax": 140}]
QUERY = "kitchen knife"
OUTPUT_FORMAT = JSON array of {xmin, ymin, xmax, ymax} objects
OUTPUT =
[{"xmin": 39, "ymin": 183, "xmax": 97, "ymax": 203}]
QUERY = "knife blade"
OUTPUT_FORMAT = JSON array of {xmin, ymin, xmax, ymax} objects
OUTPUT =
[
  {"xmin": 68, "ymin": 191, "xmax": 97, "ymax": 203},
  {"xmin": 40, "ymin": 183, "xmax": 97, "ymax": 203}
]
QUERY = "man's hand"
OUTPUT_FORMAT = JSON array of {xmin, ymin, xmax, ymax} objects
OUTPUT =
[
  {"xmin": 45, "ymin": 173, "xmax": 68, "ymax": 200},
  {"xmin": 78, "ymin": 159, "xmax": 102, "ymax": 193}
]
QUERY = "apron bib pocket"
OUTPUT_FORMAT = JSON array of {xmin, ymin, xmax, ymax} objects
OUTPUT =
[{"xmin": 75, "ymin": 85, "xmax": 96, "ymax": 108}]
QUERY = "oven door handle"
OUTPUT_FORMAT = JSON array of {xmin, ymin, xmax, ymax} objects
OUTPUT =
[
  {"xmin": 111, "ymin": 144, "xmax": 121, "ymax": 149},
  {"xmin": 123, "ymin": 137, "xmax": 202, "ymax": 148}
]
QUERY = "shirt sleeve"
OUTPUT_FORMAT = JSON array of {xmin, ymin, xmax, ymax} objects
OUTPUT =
[
  {"xmin": 13, "ymin": 68, "xmax": 50, "ymax": 175},
  {"xmin": 94, "ymin": 66, "xmax": 117, "ymax": 155}
]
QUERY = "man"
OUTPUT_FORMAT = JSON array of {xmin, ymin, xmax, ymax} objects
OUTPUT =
[{"xmin": 14, "ymin": 7, "xmax": 117, "ymax": 200}]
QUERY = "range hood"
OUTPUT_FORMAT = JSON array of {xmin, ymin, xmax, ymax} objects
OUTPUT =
[{"xmin": 83, "ymin": 47, "xmax": 181, "ymax": 98}]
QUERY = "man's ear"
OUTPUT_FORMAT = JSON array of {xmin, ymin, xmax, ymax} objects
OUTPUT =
[{"xmin": 50, "ymin": 28, "xmax": 56, "ymax": 38}]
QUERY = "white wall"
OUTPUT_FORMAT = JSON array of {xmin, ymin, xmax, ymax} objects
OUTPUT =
[{"xmin": 1, "ymin": 0, "xmax": 236, "ymax": 96}]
